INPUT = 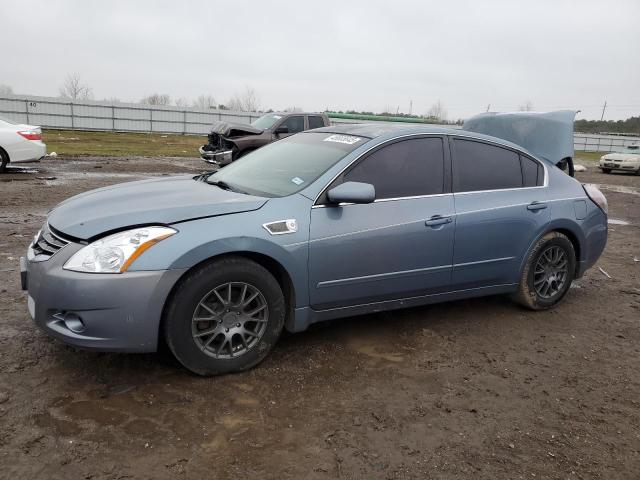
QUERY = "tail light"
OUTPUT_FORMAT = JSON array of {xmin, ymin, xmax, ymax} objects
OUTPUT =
[
  {"xmin": 17, "ymin": 131, "xmax": 42, "ymax": 141},
  {"xmin": 583, "ymin": 184, "xmax": 608, "ymax": 214}
]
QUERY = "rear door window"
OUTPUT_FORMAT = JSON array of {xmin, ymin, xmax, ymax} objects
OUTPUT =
[
  {"xmin": 308, "ymin": 116, "xmax": 325, "ymax": 129},
  {"xmin": 453, "ymin": 139, "xmax": 523, "ymax": 192},
  {"xmin": 342, "ymin": 137, "xmax": 445, "ymax": 199}
]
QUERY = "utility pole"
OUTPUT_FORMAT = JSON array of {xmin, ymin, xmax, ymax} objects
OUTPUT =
[
  {"xmin": 486, "ymin": 103, "xmax": 491, "ymax": 112},
  {"xmin": 409, "ymin": 100, "xmax": 412, "ymax": 115},
  {"xmin": 600, "ymin": 101, "xmax": 607, "ymax": 121}
]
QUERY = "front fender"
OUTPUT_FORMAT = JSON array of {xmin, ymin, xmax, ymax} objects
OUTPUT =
[{"xmin": 126, "ymin": 202, "xmax": 312, "ymax": 309}]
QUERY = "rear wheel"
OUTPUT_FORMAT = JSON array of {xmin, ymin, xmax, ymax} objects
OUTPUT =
[
  {"xmin": 513, "ymin": 232, "xmax": 576, "ymax": 310},
  {"xmin": 0, "ymin": 149, "xmax": 8, "ymax": 173},
  {"xmin": 163, "ymin": 256, "xmax": 285, "ymax": 375}
]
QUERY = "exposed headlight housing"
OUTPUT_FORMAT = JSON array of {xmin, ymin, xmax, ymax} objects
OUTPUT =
[{"xmin": 63, "ymin": 226, "xmax": 176, "ymax": 273}]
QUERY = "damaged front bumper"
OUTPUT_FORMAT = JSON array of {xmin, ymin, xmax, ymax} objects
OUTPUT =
[{"xmin": 199, "ymin": 146, "xmax": 233, "ymax": 166}]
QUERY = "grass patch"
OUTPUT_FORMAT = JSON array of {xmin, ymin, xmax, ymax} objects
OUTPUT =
[
  {"xmin": 42, "ymin": 129, "xmax": 205, "ymax": 157},
  {"xmin": 575, "ymin": 151, "xmax": 604, "ymax": 165}
]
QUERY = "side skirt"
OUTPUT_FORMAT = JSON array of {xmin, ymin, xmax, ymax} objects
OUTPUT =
[{"xmin": 287, "ymin": 283, "xmax": 517, "ymax": 332}]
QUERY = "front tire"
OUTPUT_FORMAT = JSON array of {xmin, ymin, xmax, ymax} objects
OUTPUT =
[
  {"xmin": 163, "ymin": 257, "xmax": 285, "ymax": 376},
  {"xmin": 513, "ymin": 232, "xmax": 576, "ymax": 310},
  {"xmin": 601, "ymin": 168, "xmax": 611, "ymax": 174}
]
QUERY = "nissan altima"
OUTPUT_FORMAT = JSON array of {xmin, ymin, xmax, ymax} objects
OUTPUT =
[{"xmin": 21, "ymin": 118, "xmax": 608, "ymax": 375}]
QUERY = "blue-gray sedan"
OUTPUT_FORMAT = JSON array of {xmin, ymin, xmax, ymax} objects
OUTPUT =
[{"xmin": 21, "ymin": 122, "xmax": 608, "ymax": 375}]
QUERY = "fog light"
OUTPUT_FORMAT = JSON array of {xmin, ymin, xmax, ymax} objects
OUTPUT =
[{"xmin": 63, "ymin": 313, "xmax": 85, "ymax": 333}]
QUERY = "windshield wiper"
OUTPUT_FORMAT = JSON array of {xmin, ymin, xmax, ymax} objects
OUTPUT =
[
  {"xmin": 208, "ymin": 179, "xmax": 233, "ymax": 191},
  {"xmin": 207, "ymin": 179, "xmax": 251, "ymax": 195}
]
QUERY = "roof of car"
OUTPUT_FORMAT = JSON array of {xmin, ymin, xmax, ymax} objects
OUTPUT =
[{"xmin": 309, "ymin": 123, "xmax": 536, "ymax": 157}]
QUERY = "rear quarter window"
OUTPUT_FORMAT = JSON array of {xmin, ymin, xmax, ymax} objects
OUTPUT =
[{"xmin": 520, "ymin": 155, "xmax": 544, "ymax": 187}]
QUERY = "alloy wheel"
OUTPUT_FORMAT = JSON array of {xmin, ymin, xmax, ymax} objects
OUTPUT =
[
  {"xmin": 533, "ymin": 246, "xmax": 569, "ymax": 299},
  {"xmin": 191, "ymin": 282, "xmax": 269, "ymax": 359}
]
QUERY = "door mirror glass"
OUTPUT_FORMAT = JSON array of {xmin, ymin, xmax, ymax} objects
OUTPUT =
[
  {"xmin": 327, "ymin": 182, "xmax": 376, "ymax": 204},
  {"xmin": 274, "ymin": 125, "xmax": 289, "ymax": 135}
]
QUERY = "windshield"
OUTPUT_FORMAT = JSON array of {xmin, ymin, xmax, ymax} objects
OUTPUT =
[
  {"xmin": 207, "ymin": 132, "xmax": 366, "ymax": 197},
  {"xmin": 251, "ymin": 114, "xmax": 283, "ymax": 130}
]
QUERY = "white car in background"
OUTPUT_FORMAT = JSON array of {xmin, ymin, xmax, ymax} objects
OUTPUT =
[
  {"xmin": 599, "ymin": 144, "xmax": 640, "ymax": 175},
  {"xmin": 0, "ymin": 115, "xmax": 47, "ymax": 172}
]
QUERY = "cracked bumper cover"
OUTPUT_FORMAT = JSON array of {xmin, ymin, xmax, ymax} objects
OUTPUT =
[{"xmin": 22, "ymin": 242, "xmax": 187, "ymax": 352}]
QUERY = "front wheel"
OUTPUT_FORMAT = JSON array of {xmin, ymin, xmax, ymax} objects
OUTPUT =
[
  {"xmin": 601, "ymin": 168, "xmax": 611, "ymax": 174},
  {"xmin": 0, "ymin": 150, "xmax": 8, "ymax": 173},
  {"xmin": 513, "ymin": 232, "xmax": 576, "ymax": 310},
  {"xmin": 163, "ymin": 257, "xmax": 285, "ymax": 375}
]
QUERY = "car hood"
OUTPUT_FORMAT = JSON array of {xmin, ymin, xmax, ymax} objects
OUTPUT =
[
  {"xmin": 48, "ymin": 175, "xmax": 268, "ymax": 240},
  {"xmin": 209, "ymin": 121, "xmax": 263, "ymax": 137}
]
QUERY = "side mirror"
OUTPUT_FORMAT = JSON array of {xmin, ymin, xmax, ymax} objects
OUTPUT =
[
  {"xmin": 327, "ymin": 182, "xmax": 375, "ymax": 205},
  {"xmin": 274, "ymin": 125, "xmax": 289, "ymax": 135}
]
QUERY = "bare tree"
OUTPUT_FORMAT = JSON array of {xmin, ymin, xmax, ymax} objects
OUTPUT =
[
  {"xmin": 192, "ymin": 94, "xmax": 217, "ymax": 110},
  {"xmin": 426, "ymin": 100, "xmax": 447, "ymax": 121},
  {"xmin": 0, "ymin": 84, "xmax": 13, "ymax": 96},
  {"xmin": 381, "ymin": 105, "xmax": 394, "ymax": 115},
  {"xmin": 518, "ymin": 100, "xmax": 534, "ymax": 111},
  {"xmin": 103, "ymin": 97, "xmax": 122, "ymax": 104},
  {"xmin": 59, "ymin": 73, "xmax": 93, "ymax": 100},
  {"xmin": 139, "ymin": 93, "xmax": 171, "ymax": 106},
  {"xmin": 174, "ymin": 97, "xmax": 190, "ymax": 107},
  {"xmin": 227, "ymin": 86, "xmax": 260, "ymax": 112}
]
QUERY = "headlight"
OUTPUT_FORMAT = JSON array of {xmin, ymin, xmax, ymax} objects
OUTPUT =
[{"xmin": 63, "ymin": 226, "xmax": 176, "ymax": 273}]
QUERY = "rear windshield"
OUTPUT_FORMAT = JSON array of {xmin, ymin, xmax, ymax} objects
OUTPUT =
[{"xmin": 206, "ymin": 132, "xmax": 366, "ymax": 197}]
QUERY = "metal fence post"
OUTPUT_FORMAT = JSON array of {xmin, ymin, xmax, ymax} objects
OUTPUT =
[
  {"xmin": 70, "ymin": 102, "xmax": 74, "ymax": 130},
  {"xmin": 112, "ymin": 105, "xmax": 115, "ymax": 131},
  {"xmin": 25, "ymin": 99, "xmax": 29, "ymax": 124},
  {"xmin": 149, "ymin": 107, "xmax": 153, "ymax": 133},
  {"xmin": 183, "ymin": 110, "xmax": 187, "ymax": 135}
]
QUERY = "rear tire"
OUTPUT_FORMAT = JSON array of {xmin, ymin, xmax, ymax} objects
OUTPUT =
[
  {"xmin": 0, "ymin": 149, "xmax": 8, "ymax": 173},
  {"xmin": 513, "ymin": 232, "xmax": 576, "ymax": 310},
  {"xmin": 163, "ymin": 256, "xmax": 285, "ymax": 376}
]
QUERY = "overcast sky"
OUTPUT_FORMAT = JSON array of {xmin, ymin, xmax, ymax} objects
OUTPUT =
[{"xmin": 1, "ymin": 0, "xmax": 639, "ymax": 120}]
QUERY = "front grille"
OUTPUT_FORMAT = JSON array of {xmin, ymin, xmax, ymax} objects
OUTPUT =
[{"xmin": 31, "ymin": 223, "xmax": 70, "ymax": 260}]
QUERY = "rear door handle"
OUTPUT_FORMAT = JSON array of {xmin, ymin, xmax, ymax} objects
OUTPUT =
[
  {"xmin": 527, "ymin": 202, "xmax": 548, "ymax": 211},
  {"xmin": 425, "ymin": 215, "xmax": 453, "ymax": 227}
]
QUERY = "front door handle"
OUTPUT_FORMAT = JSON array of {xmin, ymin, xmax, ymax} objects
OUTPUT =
[
  {"xmin": 527, "ymin": 202, "xmax": 548, "ymax": 211},
  {"xmin": 425, "ymin": 215, "xmax": 453, "ymax": 227}
]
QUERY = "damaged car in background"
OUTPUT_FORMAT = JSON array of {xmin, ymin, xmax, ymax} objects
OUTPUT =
[{"xmin": 199, "ymin": 112, "xmax": 330, "ymax": 166}]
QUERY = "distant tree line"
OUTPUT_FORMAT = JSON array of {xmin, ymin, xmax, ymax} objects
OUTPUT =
[{"xmin": 574, "ymin": 117, "xmax": 640, "ymax": 135}]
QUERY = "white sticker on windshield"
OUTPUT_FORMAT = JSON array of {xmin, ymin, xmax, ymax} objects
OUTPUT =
[
  {"xmin": 291, "ymin": 177, "xmax": 304, "ymax": 185},
  {"xmin": 323, "ymin": 134, "xmax": 362, "ymax": 145},
  {"xmin": 273, "ymin": 115, "xmax": 282, "ymax": 119}
]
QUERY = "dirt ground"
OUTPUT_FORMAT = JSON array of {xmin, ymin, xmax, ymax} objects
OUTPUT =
[{"xmin": 0, "ymin": 156, "xmax": 638, "ymax": 480}]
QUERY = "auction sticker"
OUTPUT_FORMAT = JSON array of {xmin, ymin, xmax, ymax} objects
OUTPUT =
[
  {"xmin": 323, "ymin": 134, "xmax": 362, "ymax": 145},
  {"xmin": 291, "ymin": 177, "xmax": 304, "ymax": 185}
]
